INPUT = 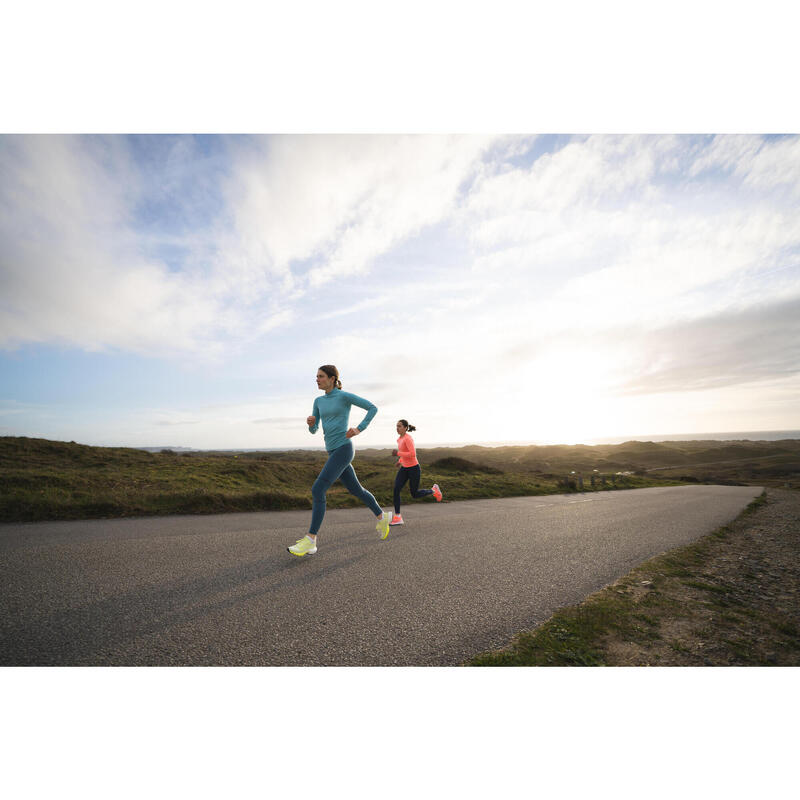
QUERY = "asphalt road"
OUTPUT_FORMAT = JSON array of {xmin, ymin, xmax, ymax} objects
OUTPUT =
[{"xmin": 0, "ymin": 485, "xmax": 762, "ymax": 666}]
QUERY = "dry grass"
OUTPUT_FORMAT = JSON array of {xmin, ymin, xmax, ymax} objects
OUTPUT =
[{"xmin": 468, "ymin": 489, "xmax": 800, "ymax": 666}]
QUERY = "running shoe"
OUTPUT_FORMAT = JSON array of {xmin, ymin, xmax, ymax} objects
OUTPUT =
[
  {"xmin": 432, "ymin": 484, "xmax": 443, "ymax": 502},
  {"xmin": 376, "ymin": 511, "xmax": 391, "ymax": 540},
  {"xmin": 287, "ymin": 535, "xmax": 318, "ymax": 557},
  {"xmin": 389, "ymin": 514, "xmax": 404, "ymax": 526}
]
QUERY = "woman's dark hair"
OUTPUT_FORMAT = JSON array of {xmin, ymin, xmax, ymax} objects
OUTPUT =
[
  {"xmin": 398, "ymin": 419, "xmax": 416, "ymax": 432},
  {"xmin": 318, "ymin": 364, "xmax": 342, "ymax": 389}
]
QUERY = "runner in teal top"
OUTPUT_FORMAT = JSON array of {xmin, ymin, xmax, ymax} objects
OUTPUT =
[
  {"xmin": 287, "ymin": 364, "xmax": 391, "ymax": 557},
  {"xmin": 308, "ymin": 388, "xmax": 378, "ymax": 452}
]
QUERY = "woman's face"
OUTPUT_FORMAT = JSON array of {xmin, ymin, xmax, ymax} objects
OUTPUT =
[
  {"xmin": 396, "ymin": 421, "xmax": 408, "ymax": 436},
  {"xmin": 317, "ymin": 370, "xmax": 335, "ymax": 392}
]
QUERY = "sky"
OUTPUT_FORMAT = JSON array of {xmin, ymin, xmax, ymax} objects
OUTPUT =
[{"xmin": 2, "ymin": 133, "xmax": 800, "ymax": 449}]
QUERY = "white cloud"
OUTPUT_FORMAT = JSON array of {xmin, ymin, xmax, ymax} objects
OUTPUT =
[
  {"xmin": 689, "ymin": 134, "xmax": 800, "ymax": 195},
  {"xmin": 1, "ymin": 134, "xmax": 497, "ymax": 358},
  {"xmin": 0, "ymin": 136, "xmax": 234, "ymax": 356},
  {"xmin": 548, "ymin": 208, "xmax": 800, "ymax": 328},
  {"xmin": 461, "ymin": 134, "xmax": 800, "ymax": 335},
  {"xmin": 615, "ymin": 296, "xmax": 800, "ymax": 395},
  {"xmin": 688, "ymin": 134, "xmax": 763, "ymax": 177},
  {"xmin": 317, "ymin": 295, "xmax": 393, "ymax": 321},
  {"xmin": 466, "ymin": 135, "xmax": 676, "ymax": 221},
  {"xmin": 742, "ymin": 136, "xmax": 800, "ymax": 195},
  {"xmin": 221, "ymin": 134, "xmax": 494, "ymax": 289}
]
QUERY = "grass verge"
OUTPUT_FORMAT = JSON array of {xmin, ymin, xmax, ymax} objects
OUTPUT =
[{"xmin": 467, "ymin": 490, "xmax": 800, "ymax": 666}]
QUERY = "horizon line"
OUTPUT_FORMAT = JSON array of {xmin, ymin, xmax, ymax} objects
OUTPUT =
[{"xmin": 7, "ymin": 428, "xmax": 796, "ymax": 451}]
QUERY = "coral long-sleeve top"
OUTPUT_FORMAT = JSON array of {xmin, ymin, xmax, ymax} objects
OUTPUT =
[{"xmin": 396, "ymin": 433, "xmax": 419, "ymax": 468}]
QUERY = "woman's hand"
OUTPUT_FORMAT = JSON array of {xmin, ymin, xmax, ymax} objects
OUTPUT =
[
  {"xmin": 345, "ymin": 427, "xmax": 360, "ymax": 439},
  {"xmin": 306, "ymin": 416, "xmax": 316, "ymax": 426},
  {"xmin": 391, "ymin": 448, "xmax": 398, "ymax": 456}
]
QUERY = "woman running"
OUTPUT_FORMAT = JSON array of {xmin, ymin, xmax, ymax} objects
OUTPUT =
[
  {"xmin": 390, "ymin": 419, "xmax": 442, "ymax": 526},
  {"xmin": 288, "ymin": 365, "xmax": 391, "ymax": 557}
]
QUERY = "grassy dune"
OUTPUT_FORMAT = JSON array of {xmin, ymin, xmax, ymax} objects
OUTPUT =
[{"xmin": 0, "ymin": 436, "xmax": 691, "ymax": 522}]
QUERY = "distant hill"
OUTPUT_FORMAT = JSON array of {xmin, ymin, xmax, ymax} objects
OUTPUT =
[
  {"xmin": 429, "ymin": 457, "xmax": 502, "ymax": 474},
  {"xmin": 361, "ymin": 438, "xmax": 800, "ymax": 487},
  {"xmin": 136, "ymin": 446, "xmax": 198, "ymax": 453},
  {"xmin": 1, "ymin": 435, "xmax": 797, "ymax": 523}
]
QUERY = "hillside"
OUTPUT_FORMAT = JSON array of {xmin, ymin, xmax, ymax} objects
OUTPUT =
[
  {"xmin": 0, "ymin": 435, "xmax": 697, "ymax": 522},
  {"xmin": 363, "ymin": 437, "xmax": 800, "ymax": 486}
]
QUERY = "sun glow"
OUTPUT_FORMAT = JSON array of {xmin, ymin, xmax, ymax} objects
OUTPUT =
[{"xmin": 513, "ymin": 348, "xmax": 631, "ymax": 444}]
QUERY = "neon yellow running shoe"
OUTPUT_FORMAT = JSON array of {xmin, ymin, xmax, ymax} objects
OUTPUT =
[
  {"xmin": 287, "ymin": 535, "xmax": 318, "ymax": 557},
  {"xmin": 376, "ymin": 511, "xmax": 391, "ymax": 540}
]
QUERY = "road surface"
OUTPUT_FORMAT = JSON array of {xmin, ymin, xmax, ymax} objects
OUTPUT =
[{"xmin": 0, "ymin": 485, "xmax": 762, "ymax": 665}]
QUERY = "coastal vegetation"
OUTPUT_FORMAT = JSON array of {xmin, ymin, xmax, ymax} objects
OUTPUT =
[{"xmin": 2, "ymin": 435, "xmax": 798, "ymax": 523}]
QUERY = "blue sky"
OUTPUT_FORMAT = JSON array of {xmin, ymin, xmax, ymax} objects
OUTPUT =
[{"xmin": 2, "ymin": 134, "xmax": 799, "ymax": 449}]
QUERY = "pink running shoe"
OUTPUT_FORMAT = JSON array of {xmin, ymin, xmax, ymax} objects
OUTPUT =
[
  {"xmin": 389, "ymin": 514, "xmax": 404, "ymax": 526},
  {"xmin": 432, "ymin": 484, "xmax": 443, "ymax": 502}
]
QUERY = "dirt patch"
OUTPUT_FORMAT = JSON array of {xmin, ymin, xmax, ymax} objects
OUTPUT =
[{"xmin": 599, "ymin": 488, "xmax": 800, "ymax": 665}]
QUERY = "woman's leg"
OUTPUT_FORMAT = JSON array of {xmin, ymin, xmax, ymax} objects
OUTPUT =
[
  {"xmin": 393, "ymin": 467, "xmax": 410, "ymax": 514},
  {"xmin": 408, "ymin": 464, "xmax": 434, "ymax": 500},
  {"xmin": 309, "ymin": 443, "xmax": 356, "ymax": 535},
  {"xmin": 339, "ymin": 463, "xmax": 383, "ymax": 517}
]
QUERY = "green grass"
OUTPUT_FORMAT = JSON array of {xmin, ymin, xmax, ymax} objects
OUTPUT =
[
  {"xmin": 466, "ymin": 593, "xmax": 637, "ymax": 666},
  {"xmin": 0, "ymin": 436, "xmax": 686, "ymax": 522}
]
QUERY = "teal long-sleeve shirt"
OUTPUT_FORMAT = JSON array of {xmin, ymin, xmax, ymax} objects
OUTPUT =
[{"xmin": 308, "ymin": 389, "xmax": 378, "ymax": 452}]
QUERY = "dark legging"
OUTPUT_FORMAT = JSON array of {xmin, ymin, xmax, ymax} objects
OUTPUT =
[
  {"xmin": 310, "ymin": 440, "xmax": 382, "ymax": 535},
  {"xmin": 394, "ymin": 464, "xmax": 433, "ymax": 514}
]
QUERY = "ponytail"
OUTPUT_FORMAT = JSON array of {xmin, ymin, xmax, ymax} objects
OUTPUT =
[{"xmin": 407, "ymin": 424, "xmax": 416, "ymax": 432}]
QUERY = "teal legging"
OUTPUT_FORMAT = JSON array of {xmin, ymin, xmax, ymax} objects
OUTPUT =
[{"xmin": 310, "ymin": 441, "xmax": 382, "ymax": 534}]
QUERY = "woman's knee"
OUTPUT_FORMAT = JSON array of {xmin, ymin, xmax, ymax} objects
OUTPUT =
[
  {"xmin": 312, "ymin": 478, "xmax": 329, "ymax": 502},
  {"xmin": 346, "ymin": 481, "xmax": 367, "ymax": 499}
]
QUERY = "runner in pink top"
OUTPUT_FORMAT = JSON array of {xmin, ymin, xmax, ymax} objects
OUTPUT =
[
  {"xmin": 390, "ymin": 419, "xmax": 443, "ymax": 525},
  {"xmin": 396, "ymin": 426, "xmax": 419, "ymax": 468}
]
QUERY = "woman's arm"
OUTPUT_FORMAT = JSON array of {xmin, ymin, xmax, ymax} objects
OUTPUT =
[
  {"xmin": 307, "ymin": 399, "xmax": 320, "ymax": 434},
  {"xmin": 343, "ymin": 391, "xmax": 378, "ymax": 432}
]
